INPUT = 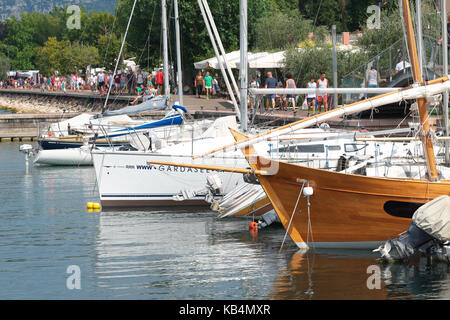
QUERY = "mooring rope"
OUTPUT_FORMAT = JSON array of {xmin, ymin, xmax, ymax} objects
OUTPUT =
[{"xmin": 280, "ymin": 181, "xmax": 305, "ymax": 252}]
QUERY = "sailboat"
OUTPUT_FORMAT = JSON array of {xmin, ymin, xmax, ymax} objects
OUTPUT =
[
  {"xmin": 145, "ymin": 0, "xmax": 450, "ymax": 249},
  {"xmin": 31, "ymin": 0, "xmax": 193, "ymax": 165},
  {"xmin": 223, "ymin": 0, "xmax": 450, "ymax": 249}
]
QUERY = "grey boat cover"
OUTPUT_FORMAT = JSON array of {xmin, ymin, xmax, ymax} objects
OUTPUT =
[
  {"xmin": 412, "ymin": 195, "xmax": 450, "ymax": 242},
  {"xmin": 103, "ymin": 95, "xmax": 167, "ymax": 117}
]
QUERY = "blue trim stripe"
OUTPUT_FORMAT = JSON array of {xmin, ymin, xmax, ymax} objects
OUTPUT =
[{"xmin": 102, "ymin": 194, "xmax": 223, "ymax": 198}]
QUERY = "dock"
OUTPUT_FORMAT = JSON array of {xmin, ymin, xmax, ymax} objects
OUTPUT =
[{"xmin": 0, "ymin": 88, "xmax": 419, "ymax": 142}]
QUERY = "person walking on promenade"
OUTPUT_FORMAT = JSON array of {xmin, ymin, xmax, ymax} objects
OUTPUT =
[
  {"xmin": 285, "ymin": 73, "xmax": 296, "ymax": 112},
  {"xmin": 136, "ymin": 69, "xmax": 144, "ymax": 88},
  {"xmin": 212, "ymin": 73, "xmax": 220, "ymax": 97},
  {"xmin": 147, "ymin": 73, "xmax": 154, "ymax": 87},
  {"xmin": 264, "ymin": 72, "xmax": 277, "ymax": 113},
  {"xmin": 155, "ymin": 69, "xmax": 164, "ymax": 94},
  {"xmin": 249, "ymin": 76, "xmax": 259, "ymax": 114},
  {"xmin": 317, "ymin": 72, "xmax": 329, "ymax": 112},
  {"xmin": 127, "ymin": 69, "xmax": 134, "ymax": 95},
  {"xmin": 195, "ymin": 71, "xmax": 204, "ymax": 98},
  {"xmin": 306, "ymin": 76, "xmax": 317, "ymax": 115},
  {"xmin": 367, "ymin": 66, "xmax": 386, "ymax": 88},
  {"xmin": 204, "ymin": 71, "xmax": 213, "ymax": 100}
]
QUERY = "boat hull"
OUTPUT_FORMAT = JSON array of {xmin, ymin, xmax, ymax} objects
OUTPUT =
[
  {"xmin": 38, "ymin": 139, "xmax": 126, "ymax": 150},
  {"xmin": 92, "ymin": 151, "xmax": 247, "ymax": 208},
  {"xmin": 257, "ymin": 160, "xmax": 450, "ymax": 249}
]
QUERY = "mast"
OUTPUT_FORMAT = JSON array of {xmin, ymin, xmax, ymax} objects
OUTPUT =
[
  {"xmin": 201, "ymin": 0, "xmax": 241, "ymax": 103},
  {"xmin": 102, "ymin": 0, "xmax": 137, "ymax": 114},
  {"xmin": 401, "ymin": 0, "xmax": 439, "ymax": 181},
  {"xmin": 442, "ymin": 0, "xmax": 449, "ymax": 164},
  {"xmin": 239, "ymin": 0, "xmax": 248, "ymax": 131},
  {"xmin": 161, "ymin": 0, "xmax": 170, "ymax": 104},
  {"xmin": 174, "ymin": 0, "xmax": 183, "ymax": 106},
  {"xmin": 416, "ymin": 0, "xmax": 425, "ymax": 74},
  {"xmin": 197, "ymin": 0, "xmax": 241, "ymax": 120},
  {"xmin": 332, "ymin": 25, "xmax": 338, "ymax": 108}
]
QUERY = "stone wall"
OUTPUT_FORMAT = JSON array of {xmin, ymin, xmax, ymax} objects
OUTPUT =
[{"xmin": 0, "ymin": 91, "xmax": 129, "ymax": 114}]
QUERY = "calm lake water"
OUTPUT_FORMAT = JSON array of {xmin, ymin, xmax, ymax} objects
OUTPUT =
[
  {"xmin": 0, "ymin": 108, "xmax": 13, "ymax": 114},
  {"xmin": 0, "ymin": 141, "xmax": 449, "ymax": 300}
]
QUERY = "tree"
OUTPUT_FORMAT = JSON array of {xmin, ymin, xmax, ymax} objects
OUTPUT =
[
  {"xmin": 34, "ymin": 37, "xmax": 100, "ymax": 76},
  {"xmin": 254, "ymin": 10, "xmax": 326, "ymax": 51},
  {"xmin": 0, "ymin": 55, "xmax": 9, "ymax": 81},
  {"xmin": 113, "ymin": 0, "xmax": 274, "ymax": 71},
  {"xmin": 97, "ymin": 33, "xmax": 125, "ymax": 70},
  {"xmin": 298, "ymin": 0, "xmax": 382, "ymax": 32},
  {"xmin": 0, "ymin": 14, "xmax": 36, "ymax": 69},
  {"xmin": 284, "ymin": 46, "xmax": 368, "ymax": 92}
]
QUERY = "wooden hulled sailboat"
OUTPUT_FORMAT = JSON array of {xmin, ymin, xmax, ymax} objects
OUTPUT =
[
  {"xmin": 226, "ymin": 0, "xmax": 450, "ymax": 248},
  {"xmin": 232, "ymin": 128, "xmax": 450, "ymax": 248},
  {"xmin": 147, "ymin": 0, "xmax": 449, "ymax": 248}
]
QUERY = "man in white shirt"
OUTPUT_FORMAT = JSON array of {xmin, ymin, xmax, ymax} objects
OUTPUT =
[{"xmin": 394, "ymin": 58, "xmax": 411, "ymax": 74}]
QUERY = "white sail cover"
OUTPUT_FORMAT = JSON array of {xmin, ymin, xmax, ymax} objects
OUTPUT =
[{"xmin": 412, "ymin": 195, "xmax": 450, "ymax": 242}]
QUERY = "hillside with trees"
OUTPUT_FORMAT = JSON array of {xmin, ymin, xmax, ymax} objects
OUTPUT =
[{"xmin": 0, "ymin": 0, "xmax": 442, "ymax": 91}]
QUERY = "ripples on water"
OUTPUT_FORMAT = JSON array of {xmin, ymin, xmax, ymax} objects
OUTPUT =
[{"xmin": 0, "ymin": 142, "xmax": 449, "ymax": 299}]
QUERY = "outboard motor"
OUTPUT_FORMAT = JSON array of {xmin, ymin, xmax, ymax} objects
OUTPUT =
[
  {"xmin": 374, "ymin": 196, "xmax": 450, "ymax": 263},
  {"xmin": 258, "ymin": 210, "xmax": 281, "ymax": 229}
]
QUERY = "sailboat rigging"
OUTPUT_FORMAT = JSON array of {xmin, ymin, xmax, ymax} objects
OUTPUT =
[{"xmin": 143, "ymin": 0, "xmax": 450, "ymax": 249}]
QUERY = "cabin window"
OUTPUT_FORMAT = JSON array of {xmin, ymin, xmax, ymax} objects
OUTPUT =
[
  {"xmin": 277, "ymin": 144, "xmax": 325, "ymax": 153},
  {"xmin": 344, "ymin": 143, "xmax": 367, "ymax": 153},
  {"xmin": 298, "ymin": 144, "xmax": 325, "ymax": 153},
  {"xmin": 327, "ymin": 145, "xmax": 341, "ymax": 151}
]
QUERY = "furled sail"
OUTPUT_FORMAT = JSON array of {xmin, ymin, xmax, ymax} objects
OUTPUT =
[{"xmin": 103, "ymin": 95, "xmax": 167, "ymax": 117}]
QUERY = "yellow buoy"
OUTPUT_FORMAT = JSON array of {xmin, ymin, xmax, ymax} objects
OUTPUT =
[
  {"xmin": 93, "ymin": 203, "xmax": 101, "ymax": 210},
  {"xmin": 86, "ymin": 202, "xmax": 94, "ymax": 209}
]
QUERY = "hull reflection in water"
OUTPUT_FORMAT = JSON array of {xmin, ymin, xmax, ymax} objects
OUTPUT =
[
  {"xmin": 269, "ymin": 250, "xmax": 450, "ymax": 300},
  {"xmin": 94, "ymin": 210, "xmax": 289, "ymax": 299}
]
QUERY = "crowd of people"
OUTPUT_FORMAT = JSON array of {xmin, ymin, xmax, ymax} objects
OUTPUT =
[
  {"xmin": 194, "ymin": 71, "xmax": 220, "ymax": 100},
  {"xmin": 0, "ymin": 68, "xmax": 166, "ymax": 100},
  {"xmin": 1, "ymin": 58, "xmax": 411, "ymax": 114},
  {"xmin": 191, "ymin": 70, "xmax": 334, "ymax": 115},
  {"xmin": 247, "ymin": 71, "xmax": 333, "ymax": 115}
]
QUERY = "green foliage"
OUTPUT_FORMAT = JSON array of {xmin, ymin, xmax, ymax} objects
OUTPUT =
[
  {"xmin": 0, "ymin": 54, "xmax": 9, "ymax": 80},
  {"xmin": 298, "ymin": 0, "xmax": 381, "ymax": 32},
  {"xmin": 284, "ymin": 46, "xmax": 369, "ymax": 90},
  {"xmin": 113, "ymin": 0, "xmax": 274, "ymax": 70},
  {"xmin": 97, "ymin": 33, "xmax": 124, "ymax": 70},
  {"xmin": 0, "ymin": 6, "xmax": 115, "ymax": 71},
  {"xmin": 357, "ymin": 3, "xmax": 402, "ymax": 57},
  {"xmin": 34, "ymin": 37, "xmax": 99, "ymax": 76},
  {"xmin": 254, "ymin": 10, "xmax": 326, "ymax": 51},
  {"xmin": 0, "ymin": 0, "xmax": 422, "ymax": 80}
]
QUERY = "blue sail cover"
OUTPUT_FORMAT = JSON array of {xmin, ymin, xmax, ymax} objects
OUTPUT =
[
  {"xmin": 102, "ymin": 95, "xmax": 167, "ymax": 117},
  {"xmin": 94, "ymin": 113, "xmax": 184, "ymax": 140}
]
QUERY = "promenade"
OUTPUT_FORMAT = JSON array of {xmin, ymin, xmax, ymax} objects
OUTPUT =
[{"xmin": 0, "ymin": 87, "xmax": 415, "ymax": 142}]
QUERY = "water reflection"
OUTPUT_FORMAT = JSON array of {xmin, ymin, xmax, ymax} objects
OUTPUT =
[
  {"xmin": 95, "ymin": 211, "xmax": 292, "ymax": 299},
  {"xmin": 1, "ymin": 142, "xmax": 449, "ymax": 299},
  {"xmin": 270, "ymin": 249, "xmax": 450, "ymax": 300}
]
